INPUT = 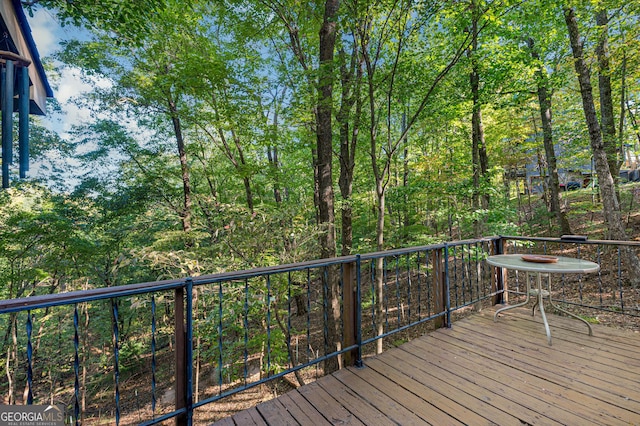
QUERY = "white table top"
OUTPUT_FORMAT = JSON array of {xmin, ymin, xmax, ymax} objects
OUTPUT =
[{"xmin": 486, "ymin": 254, "xmax": 600, "ymax": 274}]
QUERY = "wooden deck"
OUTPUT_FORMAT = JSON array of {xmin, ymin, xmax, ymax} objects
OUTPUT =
[{"xmin": 212, "ymin": 307, "xmax": 640, "ymax": 425}]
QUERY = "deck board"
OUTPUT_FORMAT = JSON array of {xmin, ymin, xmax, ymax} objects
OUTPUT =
[
  {"xmin": 297, "ymin": 381, "xmax": 365, "ymax": 425},
  {"xmin": 421, "ymin": 323, "xmax": 637, "ymax": 424},
  {"xmin": 377, "ymin": 347, "xmax": 544, "ymax": 424},
  {"xmin": 255, "ymin": 398, "xmax": 298, "ymax": 426},
  {"xmin": 368, "ymin": 352, "xmax": 519, "ymax": 425},
  {"xmin": 273, "ymin": 392, "xmax": 330, "ymax": 426},
  {"xmin": 316, "ymin": 374, "xmax": 395, "ymax": 426},
  {"xmin": 213, "ymin": 307, "xmax": 640, "ymax": 425},
  {"xmin": 332, "ymin": 367, "xmax": 438, "ymax": 425},
  {"xmin": 229, "ymin": 407, "xmax": 267, "ymax": 426},
  {"xmin": 406, "ymin": 336, "xmax": 595, "ymax": 425},
  {"xmin": 470, "ymin": 313, "xmax": 640, "ymax": 385}
]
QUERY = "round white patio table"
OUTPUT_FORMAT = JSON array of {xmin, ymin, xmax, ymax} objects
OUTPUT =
[{"xmin": 486, "ymin": 254, "xmax": 600, "ymax": 345}]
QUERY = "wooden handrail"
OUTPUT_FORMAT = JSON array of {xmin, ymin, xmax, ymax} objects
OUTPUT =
[{"xmin": 0, "ymin": 50, "xmax": 31, "ymax": 67}]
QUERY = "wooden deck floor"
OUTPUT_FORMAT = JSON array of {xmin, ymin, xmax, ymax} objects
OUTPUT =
[{"xmin": 212, "ymin": 307, "xmax": 640, "ymax": 425}]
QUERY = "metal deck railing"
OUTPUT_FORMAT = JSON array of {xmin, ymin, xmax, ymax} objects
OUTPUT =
[{"xmin": 0, "ymin": 236, "xmax": 637, "ymax": 425}]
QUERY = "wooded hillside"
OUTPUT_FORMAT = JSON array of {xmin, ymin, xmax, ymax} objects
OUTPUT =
[
  {"xmin": 1, "ymin": 0, "xmax": 639, "ymax": 419},
  {"xmin": 7, "ymin": 0, "xmax": 636, "ymax": 274}
]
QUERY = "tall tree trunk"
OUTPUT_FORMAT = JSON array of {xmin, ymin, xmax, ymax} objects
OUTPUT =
[
  {"xmin": 268, "ymin": 113, "xmax": 307, "ymax": 314},
  {"xmin": 618, "ymin": 53, "xmax": 627, "ymax": 166},
  {"xmin": 242, "ymin": 176, "xmax": 254, "ymax": 212},
  {"xmin": 469, "ymin": 0, "xmax": 489, "ymax": 236},
  {"xmin": 337, "ymin": 44, "xmax": 361, "ymax": 256},
  {"xmin": 267, "ymin": 101, "xmax": 282, "ymax": 205},
  {"xmin": 212, "ymin": 125, "xmax": 255, "ymax": 212},
  {"xmin": 564, "ymin": 7, "xmax": 640, "ymax": 286},
  {"xmin": 360, "ymin": 22, "xmax": 385, "ymax": 354},
  {"xmin": 361, "ymin": 17, "xmax": 391, "ymax": 355},
  {"xmin": 595, "ymin": 9, "xmax": 619, "ymax": 186},
  {"xmin": 167, "ymin": 96, "xmax": 192, "ymax": 234},
  {"xmin": 374, "ymin": 180, "xmax": 386, "ymax": 355},
  {"xmin": 230, "ymin": 128, "xmax": 255, "ymax": 212},
  {"xmin": 472, "ymin": 112, "xmax": 480, "ymax": 213},
  {"xmin": 268, "ymin": 88, "xmax": 287, "ymax": 205},
  {"xmin": 356, "ymin": 1, "xmax": 470, "ymax": 354},
  {"xmin": 204, "ymin": 92, "xmax": 255, "ymax": 212},
  {"xmin": 528, "ymin": 37, "xmax": 571, "ymax": 235},
  {"xmin": 402, "ymin": 110, "xmax": 410, "ymax": 234},
  {"xmin": 626, "ymin": 100, "xmax": 640, "ymax": 159},
  {"xmin": 317, "ymin": 0, "xmax": 340, "ymax": 373},
  {"xmin": 267, "ymin": 146, "xmax": 282, "ymax": 203},
  {"xmin": 312, "ymin": 147, "xmax": 320, "ymax": 226}
]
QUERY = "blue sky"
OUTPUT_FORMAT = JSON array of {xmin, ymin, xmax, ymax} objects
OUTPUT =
[
  {"xmin": 25, "ymin": 8, "xmax": 118, "ymax": 189},
  {"xmin": 27, "ymin": 7, "xmax": 95, "ymax": 137}
]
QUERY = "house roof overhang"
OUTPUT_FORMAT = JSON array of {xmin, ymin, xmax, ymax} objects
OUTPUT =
[{"xmin": 0, "ymin": 0, "xmax": 53, "ymax": 116}]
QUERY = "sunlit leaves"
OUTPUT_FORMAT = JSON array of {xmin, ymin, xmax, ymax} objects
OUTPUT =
[{"xmin": 25, "ymin": 0, "xmax": 174, "ymax": 45}]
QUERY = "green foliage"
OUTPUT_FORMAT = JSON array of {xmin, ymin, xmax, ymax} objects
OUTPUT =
[{"xmin": 27, "ymin": 0, "xmax": 173, "ymax": 45}]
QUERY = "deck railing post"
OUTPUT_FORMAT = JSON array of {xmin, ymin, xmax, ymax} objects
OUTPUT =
[
  {"xmin": 175, "ymin": 284, "xmax": 187, "ymax": 426},
  {"xmin": 342, "ymin": 261, "xmax": 357, "ymax": 367},
  {"xmin": 491, "ymin": 237, "xmax": 507, "ymax": 305},
  {"xmin": 431, "ymin": 247, "xmax": 448, "ymax": 329}
]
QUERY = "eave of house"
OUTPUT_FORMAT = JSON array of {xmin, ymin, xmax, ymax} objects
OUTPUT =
[{"xmin": 0, "ymin": 0, "xmax": 53, "ymax": 115}]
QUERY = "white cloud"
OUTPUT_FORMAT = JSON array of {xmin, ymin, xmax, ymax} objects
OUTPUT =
[
  {"xmin": 27, "ymin": 8, "xmax": 60, "ymax": 58},
  {"xmin": 57, "ymin": 68, "xmax": 92, "ymax": 102},
  {"xmin": 25, "ymin": 7, "xmax": 132, "ymax": 191},
  {"xmin": 26, "ymin": 9, "xmax": 113, "ymax": 136},
  {"xmin": 25, "ymin": 8, "xmax": 102, "ymax": 189}
]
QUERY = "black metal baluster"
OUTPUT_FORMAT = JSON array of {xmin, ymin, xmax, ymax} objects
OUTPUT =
[
  {"xmin": 151, "ymin": 295, "xmax": 157, "ymax": 416},
  {"xmin": 444, "ymin": 244, "xmax": 451, "ymax": 327},
  {"xmin": 596, "ymin": 246, "xmax": 604, "ymax": 308},
  {"xmin": 306, "ymin": 269, "xmax": 311, "ymax": 367},
  {"xmin": 395, "ymin": 256, "xmax": 400, "ymax": 328},
  {"xmin": 185, "ymin": 279, "xmax": 194, "ymax": 425},
  {"xmin": 27, "ymin": 310, "xmax": 33, "ymax": 405},
  {"xmin": 218, "ymin": 281, "xmax": 223, "ymax": 392},
  {"xmin": 73, "ymin": 306, "xmax": 80, "ymax": 423},
  {"xmin": 355, "ymin": 255, "xmax": 363, "ymax": 368},
  {"xmin": 617, "ymin": 246, "xmax": 624, "ymax": 313},
  {"xmin": 406, "ymin": 253, "xmax": 411, "ymax": 325},
  {"xmin": 287, "ymin": 272, "xmax": 293, "ymax": 369},
  {"xmin": 322, "ymin": 267, "xmax": 329, "ymax": 361},
  {"xmin": 370, "ymin": 261, "xmax": 376, "ymax": 338},
  {"xmin": 474, "ymin": 242, "xmax": 480, "ymax": 302},
  {"xmin": 266, "ymin": 275, "xmax": 272, "ymax": 377},
  {"xmin": 384, "ymin": 257, "xmax": 389, "ymax": 332},
  {"xmin": 417, "ymin": 252, "xmax": 422, "ymax": 320},
  {"xmin": 244, "ymin": 278, "xmax": 249, "ymax": 385},
  {"xmin": 339, "ymin": 264, "xmax": 344, "ymax": 339},
  {"xmin": 427, "ymin": 251, "xmax": 432, "ymax": 317},
  {"xmin": 454, "ymin": 245, "xmax": 461, "ymax": 307},
  {"xmin": 112, "ymin": 300, "xmax": 121, "ymax": 425}
]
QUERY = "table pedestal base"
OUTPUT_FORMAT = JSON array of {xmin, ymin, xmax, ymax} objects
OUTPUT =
[{"xmin": 493, "ymin": 272, "xmax": 593, "ymax": 345}]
